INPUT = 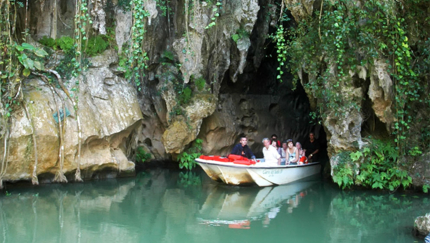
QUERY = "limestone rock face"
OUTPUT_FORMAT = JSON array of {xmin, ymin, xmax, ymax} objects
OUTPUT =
[
  {"xmin": 198, "ymin": 94, "xmax": 279, "ymax": 157},
  {"xmin": 137, "ymin": 0, "xmax": 263, "ymax": 155},
  {"xmin": 368, "ymin": 59, "xmax": 394, "ymax": 131},
  {"xmin": 415, "ymin": 214, "xmax": 430, "ymax": 236},
  {"xmin": 284, "ymin": 0, "xmax": 317, "ymax": 22},
  {"xmin": 409, "ymin": 152, "xmax": 430, "ymax": 187},
  {"xmin": 1, "ymin": 50, "xmax": 142, "ymax": 184},
  {"xmin": 162, "ymin": 94, "xmax": 217, "ymax": 154}
]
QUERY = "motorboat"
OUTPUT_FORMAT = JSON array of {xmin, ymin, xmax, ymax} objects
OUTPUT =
[{"xmin": 195, "ymin": 155, "xmax": 321, "ymax": 187}]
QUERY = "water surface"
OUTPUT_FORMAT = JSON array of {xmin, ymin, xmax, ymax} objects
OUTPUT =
[{"xmin": 0, "ymin": 169, "xmax": 428, "ymax": 243}]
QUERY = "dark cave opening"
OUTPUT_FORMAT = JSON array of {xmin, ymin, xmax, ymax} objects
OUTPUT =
[{"xmin": 214, "ymin": 0, "xmax": 328, "ymax": 162}]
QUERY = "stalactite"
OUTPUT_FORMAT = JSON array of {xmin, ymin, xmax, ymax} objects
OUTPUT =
[
  {"xmin": 184, "ymin": 0, "xmax": 191, "ymax": 49},
  {"xmin": 51, "ymin": 0, "xmax": 58, "ymax": 39},
  {"xmin": 90, "ymin": 0, "xmax": 107, "ymax": 34}
]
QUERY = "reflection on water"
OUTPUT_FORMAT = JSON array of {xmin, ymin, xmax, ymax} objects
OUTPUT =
[
  {"xmin": 0, "ymin": 169, "xmax": 428, "ymax": 243},
  {"xmin": 197, "ymin": 180, "xmax": 317, "ymax": 229}
]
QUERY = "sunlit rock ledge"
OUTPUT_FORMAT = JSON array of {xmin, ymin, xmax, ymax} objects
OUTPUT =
[{"xmin": 0, "ymin": 50, "xmax": 143, "ymax": 185}]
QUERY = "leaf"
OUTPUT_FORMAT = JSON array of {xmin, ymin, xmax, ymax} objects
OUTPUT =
[
  {"xmin": 22, "ymin": 68, "xmax": 31, "ymax": 77},
  {"xmin": 21, "ymin": 43, "xmax": 36, "ymax": 51},
  {"xmin": 33, "ymin": 61, "xmax": 44, "ymax": 71},
  {"xmin": 34, "ymin": 48, "xmax": 49, "ymax": 57},
  {"xmin": 23, "ymin": 58, "xmax": 34, "ymax": 70}
]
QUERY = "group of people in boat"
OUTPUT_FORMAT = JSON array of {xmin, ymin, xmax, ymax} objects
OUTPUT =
[{"xmin": 231, "ymin": 133, "xmax": 320, "ymax": 166}]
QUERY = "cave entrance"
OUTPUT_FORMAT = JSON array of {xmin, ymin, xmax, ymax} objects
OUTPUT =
[{"xmin": 200, "ymin": 0, "xmax": 327, "ymax": 162}]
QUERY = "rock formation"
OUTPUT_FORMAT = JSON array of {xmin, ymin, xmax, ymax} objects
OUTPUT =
[
  {"xmin": 415, "ymin": 214, "xmax": 430, "ymax": 237},
  {"xmin": 0, "ymin": 49, "xmax": 142, "ymax": 186}
]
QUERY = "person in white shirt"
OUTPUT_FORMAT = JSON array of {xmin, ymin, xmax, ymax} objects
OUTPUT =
[{"xmin": 262, "ymin": 138, "xmax": 281, "ymax": 166}]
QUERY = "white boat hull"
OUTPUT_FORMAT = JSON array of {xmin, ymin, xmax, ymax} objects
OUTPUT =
[{"xmin": 195, "ymin": 158, "xmax": 321, "ymax": 187}]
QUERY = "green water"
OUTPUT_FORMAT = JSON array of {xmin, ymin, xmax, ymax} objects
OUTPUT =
[{"xmin": 0, "ymin": 169, "xmax": 428, "ymax": 243}]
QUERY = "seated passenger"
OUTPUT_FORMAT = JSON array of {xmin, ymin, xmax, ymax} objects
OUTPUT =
[
  {"xmin": 304, "ymin": 132, "xmax": 320, "ymax": 162},
  {"xmin": 296, "ymin": 142, "xmax": 307, "ymax": 164},
  {"xmin": 262, "ymin": 138, "xmax": 281, "ymax": 166},
  {"xmin": 231, "ymin": 136, "xmax": 256, "ymax": 159},
  {"xmin": 271, "ymin": 139, "xmax": 283, "ymax": 156},
  {"xmin": 271, "ymin": 134, "xmax": 281, "ymax": 147},
  {"xmin": 281, "ymin": 141, "xmax": 288, "ymax": 158},
  {"xmin": 286, "ymin": 139, "xmax": 299, "ymax": 165}
]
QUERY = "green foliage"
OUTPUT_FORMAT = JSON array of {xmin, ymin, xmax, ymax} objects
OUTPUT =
[
  {"xmin": 177, "ymin": 139, "xmax": 203, "ymax": 170},
  {"xmin": 73, "ymin": 0, "xmax": 91, "ymax": 78},
  {"xmin": 274, "ymin": 0, "xmax": 429, "ymax": 120},
  {"xmin": 272, "ymin": 0, "xmax": 430, "ymax": 183},
  {"xmin": 39, "ymin": 34, "xmax": 109, "ymax": 59},
  {"xmin": 179, "ymin": 86, "xmax": 192, "ymax": 104},
  {"xmin": 136, "ymin": 147, "xmax": 151, "ymax": 163},
  {"xmin": 332, "ymin": 151, "xmax": 355, "ymax": 189},
  {"xmin": 155, "ymin": 0, "xmax": 172, "ymax": 17},
  {"xmin": 162, "ymin": 50, "xmax": 175, "ymax": 62},
  {"xmin": 205, "ymin": 0, "xmax": 222, "ymax": 29},
  {"xmin": 117, "ymin": 0, "xmax": 132, "ymax": 10},
  {"xmin": 55, "ymin": 47, "xmax": 89, "ymax": 81},
  {"xmin": 15, "ymin": 43, "xmax": 48, "ymax": 74},
  {"xmin": 194, "ymin": 76, "xmax": 206, "ymax": 91},
  {"xmin": 333, "ymin": 139, "xmax": 413, "ymax": 191},
  {"xmin": 38, "ymin": 36, "xmax": 56, "ymax": 48},
  {"xmin": 57, "ymin": 36, "xmax": 74, "ymax": 51},
  {"xmin": 231, "ymin": 28, "xmax": 250, "ymax": 43},
  {"xmin": 84, "ymin": 35, "xmax": 109, "ymax": 56},
  {"xmin": 39, "ymin": 36, "xmax": 74, "ymax": 52},
  {"xmin": 423, "ymin": 184, "xmax": 429, "ymax": 193}
]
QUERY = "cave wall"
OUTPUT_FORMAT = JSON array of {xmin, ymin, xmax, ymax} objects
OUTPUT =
[{"xmin": 1, "ymin": 0, "xmax": 325, "ymax": 185}]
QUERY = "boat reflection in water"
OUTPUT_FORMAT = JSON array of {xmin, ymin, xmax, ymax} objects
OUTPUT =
[{"xmin": 197, "ymin": 179, "xmax": 318, "ymax": 229}]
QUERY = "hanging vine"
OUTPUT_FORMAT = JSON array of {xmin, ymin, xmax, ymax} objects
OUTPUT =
[
  {"xmin": 120, "ymin": 0, "xmax": 149, "ymax": 91},
  {"xmin": 0, "ymin": 0, "xmax": 26, "ymax": 187},
  {"xmin": 72, "ymin": 0, "xmax": 91, "ymax": 181}
]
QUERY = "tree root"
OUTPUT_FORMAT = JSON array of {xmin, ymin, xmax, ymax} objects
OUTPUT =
[
  {"xmin": 45, "ymin": 69, "xmax": 83, "ymax": 182},
  {"xmin": 0, "ymin": 129, "xmax": 9, "ymax": 189},
  {"xmin": 22, "ymin": 97, "xmax": 39, "ymax": 185},
  {"xmin": 35, "ymin": 72, "xmax": 68, "ymax": 183}
]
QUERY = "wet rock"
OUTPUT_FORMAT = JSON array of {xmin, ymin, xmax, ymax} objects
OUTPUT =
[{"xmin": 415, "ymin": 214, "xmax": 430, "ymax": 236}]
